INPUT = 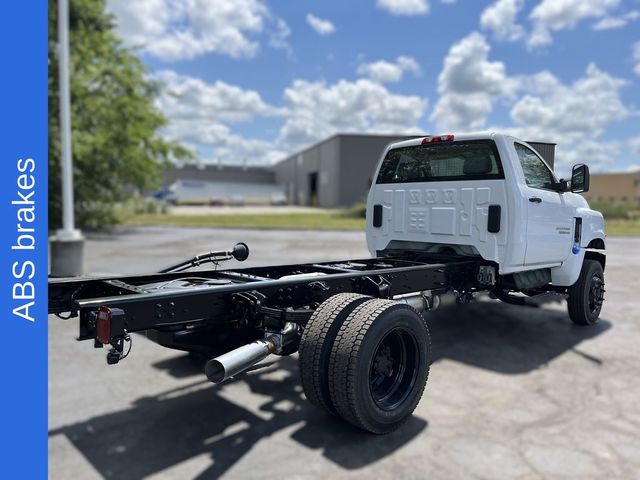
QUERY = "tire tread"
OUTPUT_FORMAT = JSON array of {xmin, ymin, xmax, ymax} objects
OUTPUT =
[{"xmin": 298, "ymin": 293, "xmax": 371, "ymax": 413}]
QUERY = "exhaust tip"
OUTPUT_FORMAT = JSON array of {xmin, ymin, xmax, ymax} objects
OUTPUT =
[{"xmin": 205, "ymin": 359, "xmax": 227, "ymax": 383}]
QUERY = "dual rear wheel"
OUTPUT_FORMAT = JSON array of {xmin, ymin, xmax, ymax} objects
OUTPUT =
[{"xmin": 299, "ymin": 293, "xmax": 431, "ymax": 434}]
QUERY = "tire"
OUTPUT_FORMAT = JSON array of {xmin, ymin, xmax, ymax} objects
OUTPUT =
[
  {"xmin": 567, "ymin": 259, "xmax": 605, "ymax": 326},
  {"xmin": 298, "ymin": 293, "xmax": 371, "ymax": 414},
  {"xmin": 328, "ymin": 298, "xmax": 431, "ymax": 434}
]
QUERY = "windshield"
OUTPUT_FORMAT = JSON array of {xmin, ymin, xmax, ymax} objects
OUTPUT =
[{"xmin": 376, "ymin": 140, "xmax": 504, "ymax": 184}]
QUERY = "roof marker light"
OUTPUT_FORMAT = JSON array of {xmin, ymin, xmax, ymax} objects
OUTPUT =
[{"xmin": 422, "ymin": 134, "xmax": 454, "ymax": 144}]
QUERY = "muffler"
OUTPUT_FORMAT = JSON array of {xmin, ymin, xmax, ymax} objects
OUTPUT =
[
  {"xmin": 394, "ymin": 290, "xmax": 458, "ymax": 312},
  {"xmin": 205, "ymin": 323, "xmax": 298, "ymax": 384}
]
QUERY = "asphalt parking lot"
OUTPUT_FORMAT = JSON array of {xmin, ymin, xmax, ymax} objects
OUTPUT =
[{"xmin": 49, "ymin": 227, "xmax": 640, "ymax": 479}]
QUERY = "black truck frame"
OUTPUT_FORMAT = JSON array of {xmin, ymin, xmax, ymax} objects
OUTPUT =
[
  {"xmin": 49, "ymin": 244, "xmax": 480, "ymax": 354},
  {"xmin": 48, "ymin": 243, "xmax": 574, "ymax": 433}
]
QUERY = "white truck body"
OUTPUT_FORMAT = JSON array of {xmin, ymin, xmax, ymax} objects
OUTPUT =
[{"xmin": 366, "ymin": 132, "xmax": 605, "ymax": 286}]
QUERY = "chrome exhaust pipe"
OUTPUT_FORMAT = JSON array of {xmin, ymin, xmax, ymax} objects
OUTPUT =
[
  {"xmin": 205, "ymin": 338, "xmax": 277, "ymax": 383},
  {"xmin": 205, "ymin": 322, "xmax": 298, "ymax": 384}
]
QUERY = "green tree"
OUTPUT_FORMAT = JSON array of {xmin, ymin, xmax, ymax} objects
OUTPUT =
[{"xmin": 48, "ymin": 0, "xmax": 191, "ymax": 229}]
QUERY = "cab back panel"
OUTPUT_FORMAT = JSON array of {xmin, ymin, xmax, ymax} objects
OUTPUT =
[{"xmin": 367, "ymin": 179, "xmax": 508, "ymax": 263}]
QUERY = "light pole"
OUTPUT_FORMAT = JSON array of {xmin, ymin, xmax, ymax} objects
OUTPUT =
[{"xmin": 50, "ymin": 0, "xmax": 85, "ymax": 276}]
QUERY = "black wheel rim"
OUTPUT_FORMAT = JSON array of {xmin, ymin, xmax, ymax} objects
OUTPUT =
[
  {"xmin": 368, "ymin": 328, "xmax": 420, "ymax": 411},
  {"xmin": 588, "ymin": 274, "xmax": 605, "ymax": 315}
]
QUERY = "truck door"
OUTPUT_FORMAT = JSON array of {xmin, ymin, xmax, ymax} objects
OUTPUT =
[{"xmin": 515, "ymin": 143, "xmax": 573, "ymax": 265}]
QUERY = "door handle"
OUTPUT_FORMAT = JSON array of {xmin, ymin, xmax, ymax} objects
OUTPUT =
[{"xmin": 529, "ymin": 197, "xmax": 542, "ymax": 203}]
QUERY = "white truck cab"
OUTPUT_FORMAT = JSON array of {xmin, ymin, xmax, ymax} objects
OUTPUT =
[{"xmin": 366, "ymin": 132, "xmax": 606, "ymax": 293}]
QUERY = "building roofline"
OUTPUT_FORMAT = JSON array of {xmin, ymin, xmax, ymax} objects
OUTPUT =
[
  {"xmin": 274, "ymin": 133, "xmax": 422, "ymax": 166},
  {"xmin": 273, "ymin": 132, "xmax": 559, "ymax": 167}
]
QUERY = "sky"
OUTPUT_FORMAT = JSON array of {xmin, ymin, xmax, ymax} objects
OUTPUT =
[{"xmin": 107, "ymin": 0, "xmax": 640, "ymax": 174}]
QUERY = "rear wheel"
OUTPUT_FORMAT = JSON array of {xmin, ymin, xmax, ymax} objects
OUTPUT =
[
  {"xmin": 328, "ymin": 299, "xmax": 431, "ymax": 434},
  {"xmin": 567, "ymin": 259, "xmax": 605, "ymax": 326},
  {"xmin": 298, "ymin": 293, "xmax": 371, "ymax": 414}
]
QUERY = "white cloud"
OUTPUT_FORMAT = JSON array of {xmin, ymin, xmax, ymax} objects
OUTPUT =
[
  {"xmin": 154, "ymin": 70, "xmax": 278, "ymax": 123},
  {"xmin": 505, "ymin": 64, "xmax": 629, "ymax": 171},
  {"xmin": 153, "ymin": 71, "xmax": 428, "ymax": 163},
  {"xmin": 278, "ymin": 79, "xmax": 426, "ymax": 149},
  {"xmin": 153, "ymin": 71, "xmax": 284, "ymax": 164},
  {"xmin": 509, "ymin": 64, "xmax": 629, "ymax": 143},
  {"xmin": 377, "ymin": 0, "xmax": 430, "ymax": 16},
  {"xmin": 527, "ymin": 0, "xmax": 620, "ymax": 48},
  {"xmin": 530, "ymin": 0, "xmax": 620, "ymax": 30},
  {"xmin": 526, "ymin": 23, "xmax": 553, "ymax": 49},
  {"xmin": 430, "ymin": 32, "xmax": 518, "ymax": 131},
  {"xmin": 592, "ymin": 10, "xmax": 640, "ymax": 30},
  {"xmin": 429, "ymin": 31, "xmax": 631, "ymax": 171},
  {"xmin": 268, "ymin": 18, "xmax": 292, "ymax": 57},
  {"xmin": 357, "ymin": 56, "xmax": 421, "ymax": 83},
  {"xmin": 108, "ymin": 0, "xmax": 289, "ymax": 61},
  {"xmin": 557, "ymin": 140, "xmax": 622, "ymax": 173},
  {"xmin": 630, "ymin": 137, "xmax": 640, "ymax": 155},
  {"xmin": 591, "ymin": 16, "xmax": 626, "ymax": 30},
  {"xmin": 306, "ymin": 14, "xmax": 336, "ymax": 35},
  {"xmin": 480, "ymin": 0, "xmax": 525, "ymax": 41},
  {"xmin": 633, "ymin": 42, "xmax": 640, "ymax": 76}
]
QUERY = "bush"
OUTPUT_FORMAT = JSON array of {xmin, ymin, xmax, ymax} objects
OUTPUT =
[
  {"xmin": 133, "ymin": 199, "xmax": 166, "ymax": 215},
  {"xmin": 341, "ymin": 202, "xmax": 367, "ymax": 218},
  {"xmin": 589, "ymin": 202, "xmax": 640, "ymax": 220}
]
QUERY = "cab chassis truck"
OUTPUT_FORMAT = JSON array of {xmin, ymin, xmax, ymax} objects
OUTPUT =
[{"xmin": 49, "ymin": 133, "xmax": 606, "ymax": 434}]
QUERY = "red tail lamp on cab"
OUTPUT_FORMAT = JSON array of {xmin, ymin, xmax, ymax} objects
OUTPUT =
[{"xmin": 422, "ymin": 134, "xmax": 454, "ymax": 144}]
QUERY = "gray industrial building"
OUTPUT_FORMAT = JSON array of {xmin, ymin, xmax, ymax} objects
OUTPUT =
[
  {"xmin": 273, "ymin": 134, "xmax": 419, "ymax": 208},
  {"xmin": 161, "ymin": 135, "xmax": 556, "ymax": 208},
  {"xmin": 163, "ymin": 164, "xmax": 276, "ymax": 186}
]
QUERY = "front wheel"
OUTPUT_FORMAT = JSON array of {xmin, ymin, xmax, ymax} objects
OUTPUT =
[
  {"xmin": 328, "ymin": 298, "xmax": 431, "ymax": 434},
  {"xmin": 567, "ymin": 259, "xmax": 605, "ymax": 326}
]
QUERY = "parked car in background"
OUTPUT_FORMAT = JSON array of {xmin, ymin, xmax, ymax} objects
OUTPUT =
[{"xmin": 270, "ymin": 192, "xmax": 288, "ymax": 205}]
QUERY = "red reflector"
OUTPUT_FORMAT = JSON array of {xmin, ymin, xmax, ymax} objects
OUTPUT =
[
  {"xmin": 422, "ymin": 134, "xmax": 454, "ymax": 144},
  {"xmin": 96, "ymin": 306, "xmax": 112, "ymax": 344}
]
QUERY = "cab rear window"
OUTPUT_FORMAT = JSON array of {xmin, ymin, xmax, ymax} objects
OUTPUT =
[{"xmin": 376, "ymin": 140, "xmax": 504, "ymax": 184}]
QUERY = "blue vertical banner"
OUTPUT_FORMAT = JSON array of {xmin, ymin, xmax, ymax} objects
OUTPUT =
[{"xmin": 0, "ymin": 0, "xmax": 48, "ymax": 477}]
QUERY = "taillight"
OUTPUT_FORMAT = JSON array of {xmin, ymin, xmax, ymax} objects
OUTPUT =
[
  {"xmin": 96, "ymin": 306, "xmax": 112, "ymax": 344},
  {"xmin": 422, "ymin": 134, "xmax": 454, "ymax": 144}
]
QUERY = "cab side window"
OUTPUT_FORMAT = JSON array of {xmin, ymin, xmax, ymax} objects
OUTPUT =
[{"xmin": 515, "ymin": 143, "xmax": 555, "ymax": 189}]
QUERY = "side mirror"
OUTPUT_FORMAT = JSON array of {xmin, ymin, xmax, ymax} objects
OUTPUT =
[{"xmin": 571, "ymin": 164, "xmax": 590, "ymax": 193}]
